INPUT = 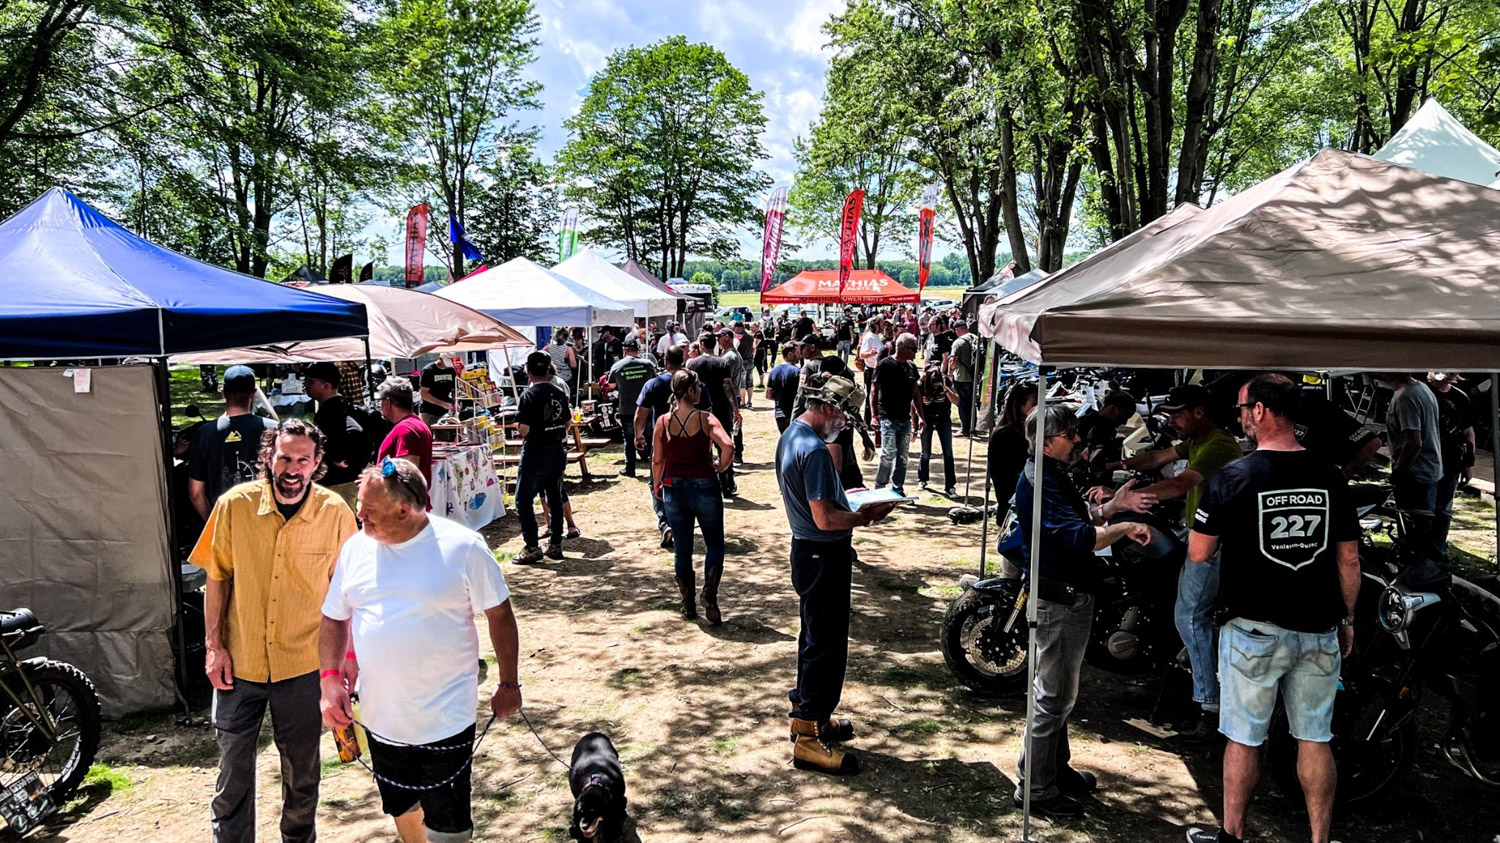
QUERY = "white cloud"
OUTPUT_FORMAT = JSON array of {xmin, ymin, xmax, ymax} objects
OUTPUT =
[{"xmin": 784, "ymin": 0, "xmax": 841, "ymax": 57}]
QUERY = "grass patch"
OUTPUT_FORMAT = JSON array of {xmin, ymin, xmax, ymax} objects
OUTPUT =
[
  {"xmin": 494, "ymin": 550, "xmax": 514, "ymax": 564},
  {"xmin": 169, "ymin": 365, "xmax": 226, "ymax": 429},
  {"xmin": 893, "ymin": 718, "xmax": 947, "ymax": 740},
  {"xmin": 880, "ymin": 664, "xmax": 941, "ymax": 691},
  {"xmin": 919, "ymin": 585, "xmax": 963, "ymax": 600},
  {"xmin": 320, "ymin": 756, "xmax": 351, "ymax": 777},
  {"xmin": 541, "ymin": 825, "xmax": 570, "ymax": 840},
  {"xmin": 605, "ymin": 668, "xmax": 647, "ymax": 690},
  {"xmin": 852, "ymin": 536, "xmax": 875, "ymax": 545},
  {"xmin": 80, "ymin": 763, "xmax": 133, "ymax": 796},
  {"xmin": 710, "ymin": 735, "xmax": 739, "ymax": 755}
]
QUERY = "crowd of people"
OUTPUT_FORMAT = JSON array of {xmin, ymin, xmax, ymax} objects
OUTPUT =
[
  {"xmin": 987, "ymin": 369, "xmax": 1474, "ymax": 843},
  {"xmin": 176, "ymin": 300, "xmax": 1475, "ymax": 842}
]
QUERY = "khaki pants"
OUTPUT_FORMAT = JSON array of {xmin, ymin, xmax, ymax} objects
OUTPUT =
[{"xmin": 328, "ymin": 480, "xmax": 360, "ymax": 512}]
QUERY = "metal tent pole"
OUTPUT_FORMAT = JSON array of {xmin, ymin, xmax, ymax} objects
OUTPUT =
[
  {"xmin": 1491, "ymin": 372, "xmax": 1498, "ymax": 571},
  {"xmin": 1021, "ymin": 367, "xmax": 1048, "ymax": 843},
  {"xmin": 155, "ymin": 358, "xmax": 189, "ymax": 712},
  {"xmin": 977, "ymin": 340, "xmax": 998, "ymax": 579}
]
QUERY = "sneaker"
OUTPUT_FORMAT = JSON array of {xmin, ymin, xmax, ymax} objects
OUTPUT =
[
  {"xmin": 515, "ymin": 545, "xmax": 544, "ymax": 565},
  {"xmin": 1175, "ymin": 710, "xmax": 1221, "ymax": 744},
  {"xmin": 1011, "ymin": 791, "xmax": 1083, "ymax": 821},
  {"xmin": 544, "ymin": 543, "xmax": 565, "ymax": 560},
  {"xmin": 943, "ymin": 486, "xmax": 958, "ymax": 498},
  {"xmin": 659, "ymin": 525, "xmax": 674, "ymax": 549},
  {"xmin": 917, "ymin": 481, "xmax": 929, "ymax": 492},
  {"xmin": 565, "ymin": 527, "xmax": 582, "ymax": 540},
  {"xmin": 1186, "ymin": 829, "xmax": 1240, "ymax": 843}
]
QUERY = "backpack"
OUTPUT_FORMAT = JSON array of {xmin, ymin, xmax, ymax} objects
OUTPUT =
[{"xmin": 347, "ymin": 403, "xmax": 393, "ymax": 464}]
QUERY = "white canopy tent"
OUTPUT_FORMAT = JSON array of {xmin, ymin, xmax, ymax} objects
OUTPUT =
[
  {"xmin": 1374, "ymin": 99, "xmax": 1500, "ymax": 189},
  {"xmin": 434, "ymin": 256, "xmax": 634, "ymax": 328},
  {"xmin": 554, "ymin": 249, "xmax": 679, "ymax": 319}
]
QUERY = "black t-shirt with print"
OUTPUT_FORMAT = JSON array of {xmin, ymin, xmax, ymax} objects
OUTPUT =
[
  {"xmin": 874, "ymin": 356, "xmax": 919, "ymax": 423},
  {"xmin": 516, "ymin": 382, "xmax": 571, "ymax": 448},
  {"xmin": 1194, "ymin": 449, "xmax": 1359, "ymax": 632},
  {"xmin": 419, "ymin": 361, "xmax": 456, "ymax": 406}
]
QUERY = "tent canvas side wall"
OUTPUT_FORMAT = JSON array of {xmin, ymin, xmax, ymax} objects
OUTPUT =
[{"xmin": 0, "ymin": 365, "xmax": 176, "ymax": 716}]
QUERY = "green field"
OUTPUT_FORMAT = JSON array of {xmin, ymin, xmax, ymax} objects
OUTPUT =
[{"xmin": 717, "ymin": 286, "xmax": 963, "ymax": 308}]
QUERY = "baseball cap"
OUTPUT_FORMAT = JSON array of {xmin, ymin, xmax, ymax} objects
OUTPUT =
[
  {"xmin": 716, "ymin": 327, "xmax": 733, "ymax": 338},
  {"xmin": 223, "ymin": 365, "xmax": 256, "ymax": 391},
  {"xmin": 1159, "ymin": 384, "xmax": 1212, "ymax": 412},
  {"xmin": 305, "ymin": 361, "xmax": 341, "ymax": 387},
  {"xmin": 799, "ymin": 333, "xmax": 820, "ymax": 346},
  {"xmin": 621, "ymin": 337, "xmax": 639, "ymax": 350}
]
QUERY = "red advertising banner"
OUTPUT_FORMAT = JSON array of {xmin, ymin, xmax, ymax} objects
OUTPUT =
[
  {"xmin": 759, "ymin": 187, "xmax": 788, "ymax": 294},
  {"xmin": 917, "ymin": 183, "xmax": 939, "ymax": 292},
  {"xmin": 404, "ymin": 203, "xmax": 429, "ymax": 288},
  {"xmin": 837, "ymin": 188, "xmax": 864, "ymax": 296}
]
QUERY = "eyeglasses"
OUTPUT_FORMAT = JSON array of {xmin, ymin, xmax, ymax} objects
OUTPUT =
[
  {"xmin": 1234, "ymin": 401, "xmax": 1257, "ymax": 410},
  {"xmin": 1047, "ymin": 431, "xmax": 1082, "ymax": 441}
]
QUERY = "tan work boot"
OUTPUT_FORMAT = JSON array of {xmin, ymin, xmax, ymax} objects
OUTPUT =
[
  {"xmin": 675, "ymin": 576, "xmax": 698, "ymax": 620},
  {"xmin": 789, "ymin": 717, "xmax": 859, "ymax": 775}
]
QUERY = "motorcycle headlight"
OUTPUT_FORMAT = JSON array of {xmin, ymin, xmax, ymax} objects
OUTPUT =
[{"xmin": 1378, "ymin": 586, "xmax": 1410, "ymax": 634}]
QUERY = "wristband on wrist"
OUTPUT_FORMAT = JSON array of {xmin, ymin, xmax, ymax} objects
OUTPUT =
[
  {"xmin": 497, "ymin": 681, "xmax": 521, "ymax": 690},
  {"xmin": 346, "ymin": 652, "xmax": 357, "ymax": 659},
  {"xmin": 319, "ymin": 669, "xmax": 342, "ymax": 680}
]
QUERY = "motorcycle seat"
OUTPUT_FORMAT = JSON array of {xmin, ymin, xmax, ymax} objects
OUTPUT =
[{"xmin": 0, "ymin": 608, "xmax": 40, "ymax": 636}]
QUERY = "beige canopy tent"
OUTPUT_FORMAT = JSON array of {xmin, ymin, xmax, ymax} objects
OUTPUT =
[
  {"xmin": 176, "ymin": 283, "xmax": 530, "ymax": 363},
  {"xmin": 984, "ymin": 148, "xmax": 1500, "ymax": 369}
]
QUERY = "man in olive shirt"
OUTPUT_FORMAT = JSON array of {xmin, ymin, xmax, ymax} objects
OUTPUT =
[
  {"xmin": 1114, "ymin": 384, "xmax": 1243, "ymax": 739},
  {"xmin": 190, "ymin": 419, "xmax": 357, "ymax": 843}
]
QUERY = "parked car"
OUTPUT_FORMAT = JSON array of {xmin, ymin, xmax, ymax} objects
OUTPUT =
[
  {"xmin": 922, "ymin": 297, "xmax": 958, "ymax": 312},
  {"xmin": 714, "ymin": 305, "xmax": 754, "ymax": 324}
]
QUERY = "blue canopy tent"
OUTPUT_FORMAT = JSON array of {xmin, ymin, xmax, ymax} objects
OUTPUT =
[
  {"xmin": 0, "ymin": 188, "xmax": 368, "ymax": 715},
  {"xmin": 0, "ymin": 188, "xmax": 367, "ymax": 359}
]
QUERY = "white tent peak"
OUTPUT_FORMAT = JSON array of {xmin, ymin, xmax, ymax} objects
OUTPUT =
[
  {"xmin": 434, "ymin": 256, "xmax": 634, "ymax": 329},
  {"xmin": 1374, "ymin": 98, "xmax": 1500, "ymax": 188},
  {"xmin": 553, "ymin": 249, "xmax": 679, "ymax": 319}
]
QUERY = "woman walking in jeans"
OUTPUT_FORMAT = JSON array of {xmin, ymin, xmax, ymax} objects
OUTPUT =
[{"xmin": 652, "ymin": 369, "xmax": 734, "ymax": 623}]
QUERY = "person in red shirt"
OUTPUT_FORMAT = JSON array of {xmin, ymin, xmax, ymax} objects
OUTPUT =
[{"xmin": 375, "ymin": 377, "xmax": 433, "ymax": 488}]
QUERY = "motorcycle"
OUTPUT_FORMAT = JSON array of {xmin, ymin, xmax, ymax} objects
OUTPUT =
[
  {"xmin": 1283, "ymin": 500, "xmax": 1500, "ymax": 803},
  {"xmin": 940, "ymin": 508, "xmax": 1187, "ymax": 696},
  {"xmin": 0, "ymin": 609, "xmax": 102, "ymax": 835}
]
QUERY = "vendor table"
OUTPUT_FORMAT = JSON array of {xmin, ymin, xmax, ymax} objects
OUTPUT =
[{"xmin": 431, "ymin": 443, "xmax": 504, "ymax": 530}]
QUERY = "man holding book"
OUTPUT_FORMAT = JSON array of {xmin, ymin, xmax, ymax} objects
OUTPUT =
[{"xmin": 775, "ymin": 374, "xmax": 899, "ymax": 777}]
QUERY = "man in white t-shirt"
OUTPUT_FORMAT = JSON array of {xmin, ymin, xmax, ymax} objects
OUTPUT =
[
  {"xmin": 655, "ymin": 321, "xmax": 689, "ymax": 358},
  {"xmin": 856, "ymin": 316, "xmax": 886, "ymax": 423},
  {"xmin": 318, "ymin": 458, "xmax": 520, "ymax": 843}
]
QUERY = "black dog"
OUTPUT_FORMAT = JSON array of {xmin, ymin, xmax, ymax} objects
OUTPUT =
[{"xmin": 569, "ymin": 732, "xmax": 627, "ymax": 841}]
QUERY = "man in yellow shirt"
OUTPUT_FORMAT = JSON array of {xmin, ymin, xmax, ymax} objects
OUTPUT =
[{"xmin": 190, "ymin": 418, "xmax": 357, "ymax": 843}]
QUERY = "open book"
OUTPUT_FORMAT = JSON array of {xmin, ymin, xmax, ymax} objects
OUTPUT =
[{"xmin": 845, "ymin": 487, "xmax": 919, "ymax": 512}]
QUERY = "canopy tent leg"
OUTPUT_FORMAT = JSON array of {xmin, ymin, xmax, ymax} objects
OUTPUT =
[
  {"xmin": 1492, "ymin": 372, "xmax": 1498, "ymax": 571},
  {"xmin": 1021, "ymin": 367, "xmax": 1048, "ymax": 842},
  {"xmin": 363, "ymin": 337, "xmax": 373, "ymax": 401},
  {"xmin": 154, "ymin": 358, "xmax": 189, "ymax": 713},
  {"xmin": 977, "ymin": 339, "xmax": 998, "ymax": 579}
]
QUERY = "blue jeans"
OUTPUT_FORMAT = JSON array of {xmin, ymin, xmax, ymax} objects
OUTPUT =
[
  {"xmin": 1434, "ymin": 470, "xmax": 1461, "ymax": 557},
  {"xmin": 662, "ymin": 476, "xmax": 725, "ymax": 582},
  {"xmin": 1218, "ymin": 618, "xmax": 1339, "ymax": 745},
  {"xmin": 918, "ymin": 410, "xmax": 955, "ymax": 488},
  {"xmin": 1176, "ymin": 549, "xmax": 1221, "ymax": 712},
  {"xmin": 875, "ymin": 419, "xmax": 912, "ymax": 493},
  {"xmin": 516, "ymin": 446, "xmax": 565, "ymax": 548},
  {"xmin": 620, "ymin": 415, "xmax": 641, "ymax": 475},
  {"xmin": 1392, "ymin": 469, "xmax": 1441, "ymax": 560}
]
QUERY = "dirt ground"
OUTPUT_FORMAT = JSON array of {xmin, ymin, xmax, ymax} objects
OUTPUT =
[{"xmin": 20, "ymin": 399, "xmax": 1500, "ymax": 843}]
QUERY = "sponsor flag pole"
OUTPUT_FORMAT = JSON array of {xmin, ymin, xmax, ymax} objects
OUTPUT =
[
  {"xmin": 404, "ymin": 203, "xmax": 430, "ymax": 289},
  {"xmin": 918, "ymin": 183, "xmax": 939, "ymax": 292},
  {"xmin": 837, "ymin": 188, "xmax": 865, "ymax": 302},
  {"xmin": 759, "ymin": 187, "xmax": 789, "ymax": 299}
]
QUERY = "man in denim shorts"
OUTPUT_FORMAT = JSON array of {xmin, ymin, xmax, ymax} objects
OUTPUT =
[{"xmin": 1185, "ymin": 374, "xmax": 1361, "ymax": 843}]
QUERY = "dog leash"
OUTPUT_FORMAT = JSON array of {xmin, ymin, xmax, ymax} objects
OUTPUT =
[
  {"xmin": 351, "ymin": 714, "xmax": 496, "ymax": 792},
  {"xmin": 519, "ymin": 708, "xmax": 573, "ymax": 770}
]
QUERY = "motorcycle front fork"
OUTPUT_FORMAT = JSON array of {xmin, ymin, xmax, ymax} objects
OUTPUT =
[{"xmin": 0, "ymin": 639, "xmax": 56, "ymax": 741}]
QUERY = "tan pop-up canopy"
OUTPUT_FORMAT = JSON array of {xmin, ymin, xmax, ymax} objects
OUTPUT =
[{"xmin": 986, "ymin": 148, "xmax": 1500, "ymax": 370}]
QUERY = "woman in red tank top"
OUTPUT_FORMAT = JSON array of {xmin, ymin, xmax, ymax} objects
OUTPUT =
[{"xmin": 652, "ymin": 369, "xmax": 734, "ymax": 623}]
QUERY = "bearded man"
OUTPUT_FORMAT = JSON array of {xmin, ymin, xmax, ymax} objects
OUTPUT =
[
  {"xmin": 774, "ymin": 374, "xmax": 897, "ymax": 776},
  {"xmin": 190, "ymin": 419, "xmax": 358, "ymax": 842}
]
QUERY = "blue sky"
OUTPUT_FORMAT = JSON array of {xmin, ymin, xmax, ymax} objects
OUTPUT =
[{"xmin": 379, "ymin": 0, "xmax": 846, "ymax": 265}]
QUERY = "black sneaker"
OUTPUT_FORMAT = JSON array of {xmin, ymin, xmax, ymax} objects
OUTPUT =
[
  {"xmin": 1175, "ymin": 710, "xmax": 1221, "ymax": 744},
  {"xmin": 943, "ymin": 486, "xmax": 958, "ymax": 498},
  {"xmin": 1011, "ymin": 791, "xmax": 1084, "ymax": 821},
  {"xmin": 1186, "ymin": 829, "xmax": 1240, "ymax": 843},
  {"xmin": 515, "ymin": 545, "xmax": 544, "ymax": 565},
  {"xmin": 544, "ymin": 544, "xmax": 565, "ymax": 560},
  {"xmin": 659, "ymin": 525, "xmax": 674, "ymax": 549}
]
